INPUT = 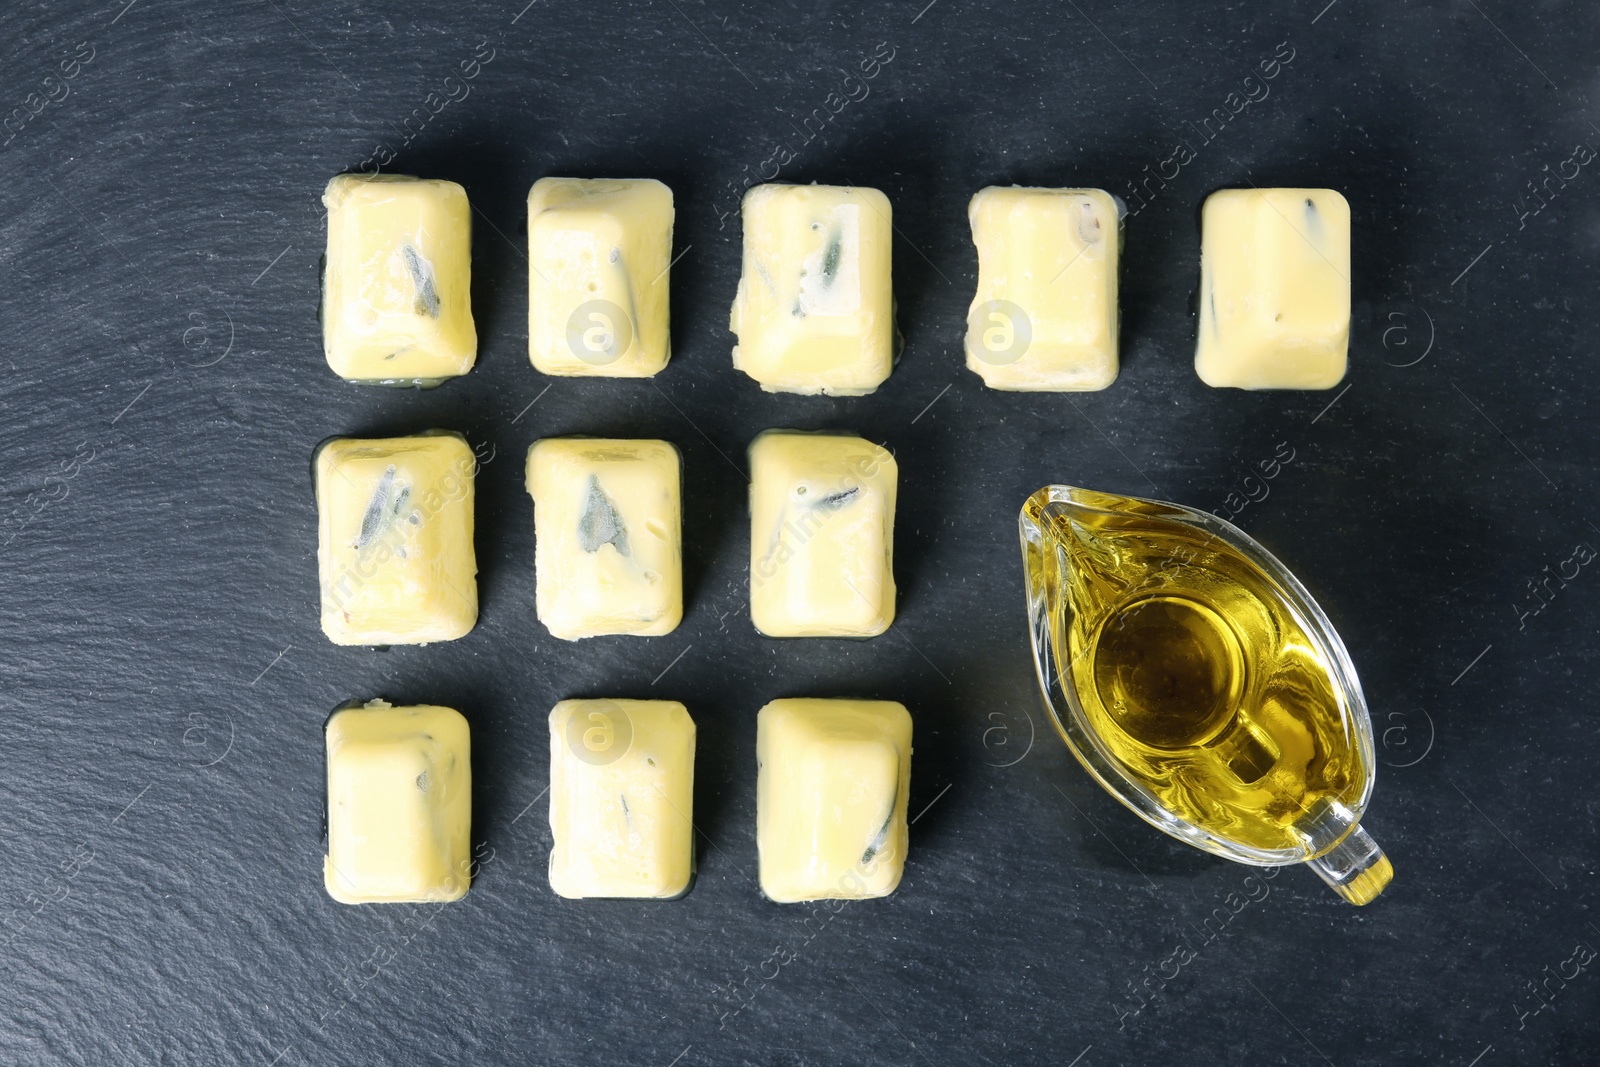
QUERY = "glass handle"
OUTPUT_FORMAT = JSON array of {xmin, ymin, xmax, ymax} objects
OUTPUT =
[{"xmin": 1304, "ymin": 823, "xmax": 1392, "ymax": 905}]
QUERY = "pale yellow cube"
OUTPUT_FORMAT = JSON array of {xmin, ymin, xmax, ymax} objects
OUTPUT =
[
  {"xmin": 528, "ymin": 177, "xmax": 674, "ymax": 377},
  {"xmin": 322, "ymin": 174, "xmax": 476, "ymax": 385},
  {"xmin": 548, "ymin": 699, "xmax": 695, "ymax": 899},
  {"xmin": 965, "ymin": 186, "xmax": 1119, "ymax": 391},
  {"xmin": 730, "ymin": 184, "xmax": 895, "ymax": 395},
  {"xmin": 757, "ymin": 698, "xmax": 912, "ymax": 903},
  {"xmin": 749, "ymin": 430, "xmax": 896, "ymax": 638},
  {"xmin": 1195, "ymin": 187, "xmax": 1351, "ymax": 389},
  {"xmin": 526, "ymin": 438, "xmax": 682, "ymax": 639},
  {"xmin": 316, "ymin": 433, "xmax": 478, "ymax": 646},
  {"xmin": 324, "ymin": 700, "xmax": 472, "ymax": 905}
]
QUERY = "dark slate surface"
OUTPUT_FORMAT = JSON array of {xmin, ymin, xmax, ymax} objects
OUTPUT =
[{"xmin": 2, "ymin": 1, "xmax": 1597, "ymax": 1063}]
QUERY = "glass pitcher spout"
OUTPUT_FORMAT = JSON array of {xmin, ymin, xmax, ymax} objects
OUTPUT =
[
  {"xmin": 1307, "ymin": 823, "xmax": 1392, "ymax": 906},
  {"xmin": 1019, "ymin": 484, "xmax": 1393, "ymax": 905}
]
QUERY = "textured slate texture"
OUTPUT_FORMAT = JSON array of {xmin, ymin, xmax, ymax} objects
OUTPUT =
[{"xmin": 1, "ymin": 1, "xmax": 1597, "ymax": 1064}]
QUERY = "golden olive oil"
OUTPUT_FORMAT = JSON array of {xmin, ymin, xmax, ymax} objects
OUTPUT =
[{"xmin": 1028, "ymin": 494, "xmax": 1365, "ymax": 854}]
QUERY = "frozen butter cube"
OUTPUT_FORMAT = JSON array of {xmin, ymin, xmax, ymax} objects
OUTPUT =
[
  {"xmin": 527, "ymin": 177, "xmax": 674, "ymax": 377},
  {"xmin": 1195, "ymin": 188, "xmax": 1351, "ymax": 390},
  {"xmin": 965, "ymin": 186, "xmax": 1119, "ymax": 391},
  {"xmin": 526, "ymin": 438, "xmax": 682, "ymax": 639},
  {"xmin": 547, "ymin": 699, "xmax": 696, "ymax": 899},
  {"xmin": 324, "ymin": 699, "xmax": 472, "ymax": 904},
  {"xmin": 757, "ymin": 698, "xmax": 912, "ymax": 903},
  {"xmin": 322, "ymin": 173, "xmax": 476, "ymax": 385},
  {"xmin": 316, "ymin": 432, "xmax": 478, "ymax": 646},
  {"xmin": 730, "ymin": 183, "xmax": 895, "ymax": 395},
  {"xmin": 748, "ymin": 430, "xmax": 896, "ymax": 637}
]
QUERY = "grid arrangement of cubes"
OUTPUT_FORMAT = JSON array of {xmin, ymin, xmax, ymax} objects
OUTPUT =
[{"xmin": 310, "ymin": 171, "xmax": 1354, "ymax": 905}]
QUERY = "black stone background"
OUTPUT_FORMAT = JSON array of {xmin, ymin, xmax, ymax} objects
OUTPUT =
[{"xmin": 1, "ymin": 0, "xmax": 1597, "ymax": 1064}]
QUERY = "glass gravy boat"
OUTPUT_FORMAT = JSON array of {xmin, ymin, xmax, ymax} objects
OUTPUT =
[{"xmin": 1020, "ymin": 485, "xmax": 1392, "ymax": 904}]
